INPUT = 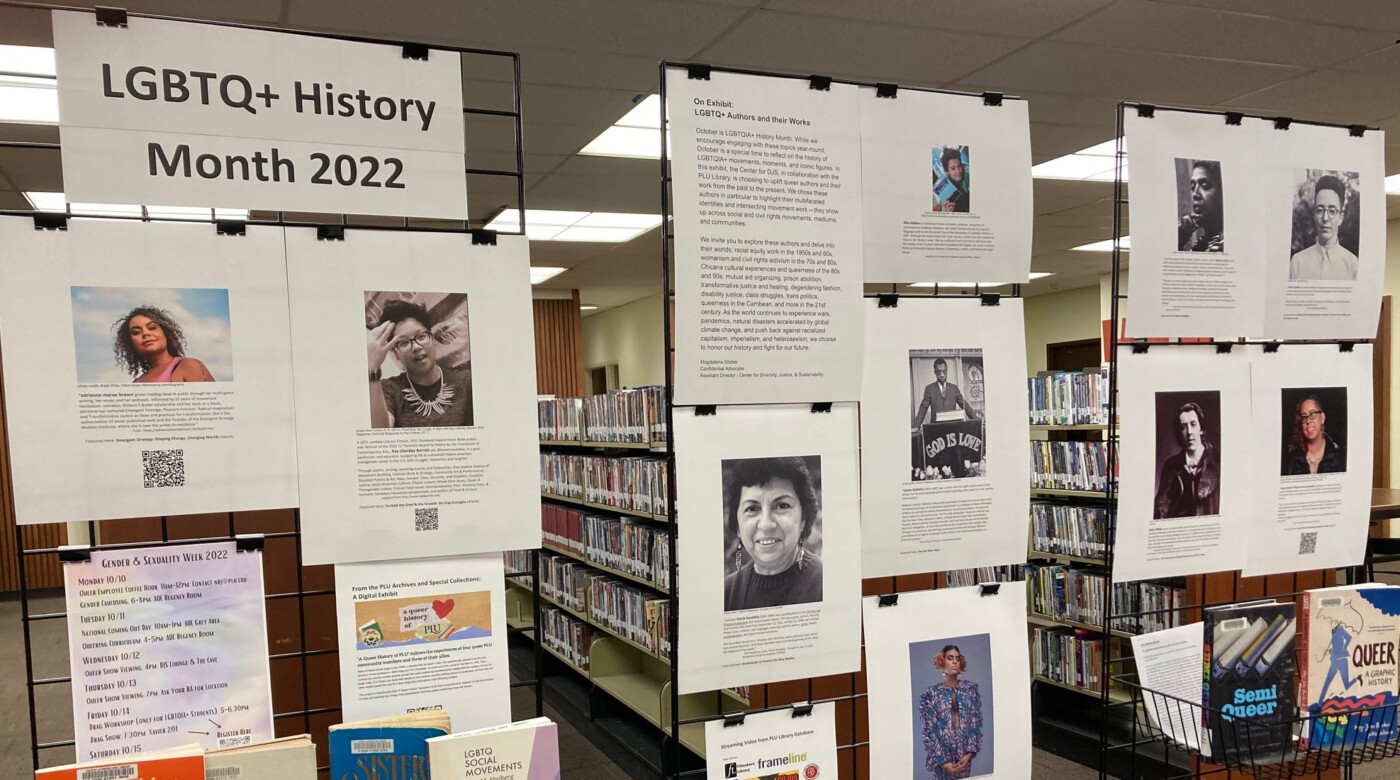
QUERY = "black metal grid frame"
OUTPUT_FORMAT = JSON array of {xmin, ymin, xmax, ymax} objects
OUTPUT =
[
  {"xmin": 658, "ymin": 60, "xmax": 1025, "ymax": 779},
  {"xmin": 0, "ymin": 3, "xmax": 542, "ymax": 773}
]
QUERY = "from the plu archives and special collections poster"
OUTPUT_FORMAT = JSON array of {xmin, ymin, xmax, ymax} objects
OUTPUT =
[
  {"xmin": 667, "ymin": 67, "xmax": 865, "ymax": 406},
  {"xmin": 334, "ymin": 554, "xmax": 510, "ymax": 730},
  {"xmin": 673, "ymin": 403, "xmax": 861, "ymax": 694},
  {"xmin": 860, "ymin": 89, "xmax": 1033, "ymax": 284},
  {"xmin": 704, "ymin": 703, "xmax": 838, "ymax": 780},
  {"xmin": 0, "ymin": 217, "xmax": 299, "ymax": 523},
  {"xmin": 860, "ymin": 298, "xmax": 1030, "ymax": 577},
  {"xmin": 863, "ymin": 586, "xmax": 1031, "ymax": 780},
  {"xmin": 284, "ymin": 229, "xmax": 540, "ymax": 565}
]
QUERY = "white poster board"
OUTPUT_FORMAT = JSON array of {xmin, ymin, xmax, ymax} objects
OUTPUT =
[
  {"xmin": 860, "ymin": 297, "xmax": 1030, "ymax": 576},
  {"xmin": 667, "ymin": 67, "xmax": 865, "ymax": 405},
  {"xmin": 860, "ymin": 90, "xmax": 1033, "ymax": 284},
  {"xmin": 52, "ymin": 10, "xmax": 467, "ymax": 218},
  {"xmin": 1131, "ymin": 623, "xmax": 1208, "ymax": 756},
  {"xmin": 335, "ymin": 554, "xmax": 510, "ymax": 730},
  {"xmin": 674, "ymin": 403, "xmax": 862, "ymax": 693},
  {"xmin": 704, "ymin": 703, "xmax": 839, "ymax": 780},
  {"xmin": 0, "ymin": 217, "xmax": 299, "ymax": 523},
  {"xmin": 285, "ymin": 229, "xmax": 539, "ymax": 565}
]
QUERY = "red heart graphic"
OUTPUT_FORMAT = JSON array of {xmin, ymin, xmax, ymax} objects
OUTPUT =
[{"xmin": 431, "ymin": 599, "xmax": 454, "ymax": 619}]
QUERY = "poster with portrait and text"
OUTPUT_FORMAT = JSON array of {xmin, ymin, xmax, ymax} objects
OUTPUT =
[
  {"xmin": 860, "ymin": 89, "xmax": 1033, "ymax": 284},
  {"xmin": 0, "ymin": 217, "xmax": 298, "ymax": 524},
  {"xmin": 860, "ymin": 298, "xmax": 1029, "ymax": 577},
  {"xmin": 285, "ymin": 229, "xmax": 539, "ymax": 565},
  {"xmin": 864, "ymin": 586, "xmax": 1031, "ymax": 780},
  {"xmin": 674, "ymin": 403, "xmax": 861, "ymax": 694},
  {"xmin": 1113, "ymin": 345, "xmax": 1253, "ymax": 582},
  {"xmin": 1243, "ymin": 345, "xmax": 1373, "ymax": 577}
]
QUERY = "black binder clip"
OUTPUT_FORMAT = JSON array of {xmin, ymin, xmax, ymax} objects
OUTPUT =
[
  {"xmin": 316, "ymin": 224, "xmax": 346, "ymax": 241},
  {"xmin": 1273, "ymin": 117, "xmax": 1293, "ymax": 131},
  {"xmin": 791, "ymin": 702, "xmax": 814, "ymax": 718},
  {"xmin": 979, "ymin": 582, "xmax": 1001, "ymax": 597},
  {"xmin": 809, "ymin": 75, "xmax": 832, "ymax": 92},
  {"xmin": 686, "ymin": 63, "xmax": 711, "ymax": 81},
  {"xmin": 1224, "ymin": 112, "xmax": 1244, "ymax": 126},
  {"xmin": 877, "ymin": 593, "xmax": 899, "ymax": 608},
  {"xmin": 723, "ymin": 712, "xmax": 746, "ymax": 728},
  {"xmin": 1349, "ymin": 125, "xmax": 1367, "ymax": 138},
  {"xmin": 402, "ymin": 42, "xmax": 430, "ymax": 61},
  {"xmin": 1339, "ymin": 341, "xmax": 1356, "ymax": 353},
  {"xmin": 1215, "ymin": 342, "xmax": 1234, "ymax": 354},
  {"xmin": 32, "ymin": 213, "xmax": 67, "ymax": 231},
  {"xmin": 470, "ymin": 228, "xmax": 497, "ymax": 246},
  {"xmin": 1131, "ymin": 342, "xmax": 1150, "ymax": 354},
  {"xmin": 235, "ymin": 534, "xmax": 265, "ymax": 552},
  {"xmin": 59, "ymin": 545, "xmax": 92, "ymax": 563},
  {"xmin": 982, "ymin": 91, "xmax": 1003, "ymax": 107},
  {"xmin": 695, "ymin": 405, "xmax": 717, "ymax": 416},
  {"xmin": 1136, "ymin": 104, "xmax": 1156, "ymax": 119},
  {"xmin": 810, "ymin": 402, "xmax": 832, "ymax": 414},
  {"xmin": 877, "ymin": 292, "xmax": 899, "ymax": 308},
  {"xmin": 1263, "ymin": 342, "xmax": 1281, "ymax": 354},
  {"xmin": 875, "ymin": 83, "xmax": 898, "ymax": 99},
  {"xmin": 95, "ymin": 6, "xmax": 128, "ymax": 27},
  {"xmin": 980, "ymin": 293, "xmax": 1001, "ymax": 307},
  {"xmin": 215, "ymin": 220, "xmax": 247, "ymax": 236}
]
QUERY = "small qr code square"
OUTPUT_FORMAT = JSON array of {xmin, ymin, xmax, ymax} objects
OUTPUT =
[
  {"xmin": 142, "ymin": 449, "xmax": 185, "ymax": 489},
  {"xmin": 1299, "ymin": 531, "xmax": 1318, "ymax": 555},
  {"xmin": 415, "ymin": 507, "xmax": 439, "ymax": 531}
]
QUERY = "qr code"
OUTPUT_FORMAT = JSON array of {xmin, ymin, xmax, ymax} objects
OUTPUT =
[
  {"xmin": 1299, "ymin": 531, "xmax": 1318, "ymax": 555},
  {"xmin": 415, "ymin": 507, "xmax": 439, "ymax": 531},
  {"xmin": 142, "ymin": 449, "xmax": 185, "ymax": 489}
]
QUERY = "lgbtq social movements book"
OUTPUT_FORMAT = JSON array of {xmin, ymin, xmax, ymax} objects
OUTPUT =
[
  {"xmin": 329, "ymin": 710, "xmax": 451, "ymax": 780},
  {"xmin": 1203, "ymin": 600, "xmax": 1297, "ymax": 763},
  {"xmin": 427, "ymin": 718, "xmax": 561, "ymax": 780},
  {"xmin": 1301, "ymin": 584, "xmax": 1400, "ymax": 749}
]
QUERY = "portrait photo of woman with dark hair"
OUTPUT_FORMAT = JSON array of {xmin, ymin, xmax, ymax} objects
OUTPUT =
[
  {"xmin": 113, "ymin": 305, "xmax": 217, "ymax": 383},
  {"xmin": 722, "ymin": 455, "xmax": 824, "ymax": 612},
  {"xmin": 366, "ymin": 291, "xmax": 474, "ymax": 429},
  {"xmin": 1281, "ymin": 388, "xmax": 1347, "ymax": 476}
]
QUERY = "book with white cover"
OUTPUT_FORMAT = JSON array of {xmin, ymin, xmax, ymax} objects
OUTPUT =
[
  {"xmin": 205, "ymin": 734, "xmax": 316, "ymax": 780},
  {"xmin": 427, "ymin": 718, "xmax": 560, "ymax": 780}
]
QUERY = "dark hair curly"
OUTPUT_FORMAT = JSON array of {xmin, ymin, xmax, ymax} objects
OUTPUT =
[
  {"xmin": 940, "ymin": 146, "xmax": 964, "ymax": 172},
  {"xmin": 112, "ymin": 306, "xmax": 185, "ymax": 377},
  {"xmin": 724, "ymin": 457, "xmax": 820, "ymax": 543},
  {"xmin": 1175, "ymin": 402, "xmax": 1207, "ymax": 446},
  {"xmin": 934, "ymin": 644, "xmax": 968, "ymax": 672},
  {"xmin": 378, "ymin": 299, "xmax": 436, "ymax": 330},
  {"xmin": 1314, "ymin": 174, "xmax": 1346, "ymax": 205},
  {"xmin": 1291, "ymin": 394, "xmax": 1325, "ymax": 452}
]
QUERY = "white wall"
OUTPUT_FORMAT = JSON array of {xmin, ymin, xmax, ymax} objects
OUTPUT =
[
  {"xmin": 581, "ymin": 292, "xmax": 666, "ymax": 388},
  {"xmin": 1023, "ymin": 284, "xmax": 1102, "ymax": 375}
]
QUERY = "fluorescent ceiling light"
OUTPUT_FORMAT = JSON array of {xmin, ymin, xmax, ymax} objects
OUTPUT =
[
  {"xmin": 0, "ymin": 45, "xmax": 55, "ymax": 76},
  {"xmin": 907, "ymin": 273, "xmax": 1053, "ymax": 288},
  {"xmin": 616, "ymin": 94, "xmax": 662, "ymax": 130},
  {"xmin": 530, "ymin": 267, "xmax": 568, "ymax": 285},
  {"xmin": 24, "ymin": 192, "xmax": 248, "ymax": 221},
  {"xmin": 579, "ymin": 94, "xmax": 666, "ymax": 159},
  {"xmin": 1031, "ymin": 140, "xmax": 1127, "ymax": 182},
  {"xmin": 580, "ymin": 304, "xmax": 598, "ymax": 311},
  {"xmin": 1071, "ymin": 237, "xmax": 1131, "ymax": 252},
  {"xmin": 1386, "ymin": 174, "xmax": 1400, "ymax": 194},
  {"xmin": 487, "ymin": 209, "xmax": 662, "ymax": 242},
  {"xmin": 0, "ymin": 45, "xmax": 58, "ymax": 124}
]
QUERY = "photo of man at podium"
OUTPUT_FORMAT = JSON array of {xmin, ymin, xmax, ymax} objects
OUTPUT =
[{"xmin": 910, "ymin": 351, "xmax": 987, "ymax": 481}]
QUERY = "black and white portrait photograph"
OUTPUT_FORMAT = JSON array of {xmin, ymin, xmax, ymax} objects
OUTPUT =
[
  {"xmin": 1175, "ymin": 158, "xmax": 1224, "ymax": 253},
  {"xmin": 910, "ymin": 349, "xmax": 986, "ymax": 481},
  {"xmin": 365, "ymin": 291, "xmax": 474, "ymax": 429},
  {"xmin": 1280, "ymin": 387, "xmax": 1348, "ymax": 477},
  {"xmin": 932, "ymin": 145, "xmax": 970, "ymax": 213},
  {"xmin": 1152, "ymin": 391, "xmax": 1222, "ymax": 520},
  {"xmin": 722, "ymin": 455, "xmax": 824, "ymax": 612},
  {"xmin": 1289, "ymin": 169, "xmax": 1361, "ymax": 282}
]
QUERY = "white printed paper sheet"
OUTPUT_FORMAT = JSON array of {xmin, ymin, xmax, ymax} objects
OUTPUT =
[
  {"xmin": 335, "ymin": 554, "xmax": 510, "ymax": 729},
  {"xmin": 1113, "ymin": 345, "xmax": 1254, "ymax": 582},
  {"xmin": 864, "ymin": 585, "xmax": 1032, "ymax": 780},
  {"xmin": 860, "ymin": 90, "xmax": 1033, "ymax": 284},
  {"xmin": 860, "ymin": 298, "xmax": 1030, "ymax": 576},
  {"xmin": 1131, "ymin": 623, "xmax": 1208, "ymax": 756},
  {"xmin": 0, "ymin": 217, "xmax": 299, "ymax": 523},
  {"xmin": 668, "ymin": 67, "xmax": 865, "ymax": 405},
  {"xmin": 674, "ymin": 403, "xmax": 861, "ymax": 693},
  {"xmin": 704, "ymin": 703, "xmax": 838, "ymax": 780},
  {"xmin": 285, "ymin": 229, "xmax": 539, "ymax": 565},
  {"xmin": 1243, "ymin": 345, "xmax": 1373, "ymax": 577}
]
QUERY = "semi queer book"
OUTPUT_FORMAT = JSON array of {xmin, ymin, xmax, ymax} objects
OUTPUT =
[
  {"xmin": 37, "ymin": 744, "xmax": 204, "ymax": 780},
  {"xmin": 1203, "ymin": 600, "xmax": 1296, "ymax": 763},
  {"xmin": 329, "ymin": 710, "xmax": 450, "ymax": 780},
  {"xmin": 1301, "ymin": 584, "xmax": 1400, "ymax": 748},
  {"xmin": 427, "ymin": 717, "xmax": 560, "ymax": 780}
]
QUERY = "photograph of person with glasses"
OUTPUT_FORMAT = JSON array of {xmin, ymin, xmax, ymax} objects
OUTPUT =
[
  {"xmin": 365, "ymin": 292, "xmax": 474, "ymax": 429},
  {"xmin": 1281, "ymin": 388, "xmax": 1348, "ymax": 476},
  {"xmin": 914, "ymin": 640, "xmax": 988, "ymax": 780},
  {"xmin": 1289, "ymin": 171, "xmax": 1361, "ymax": 281}
]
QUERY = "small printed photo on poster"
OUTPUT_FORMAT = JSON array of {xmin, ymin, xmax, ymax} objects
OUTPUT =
[
  {"xmin": 71, "ymin": 286, "xmax": 229, "ymax": 384},
  {"xmin": 910, "ymin": 349, "xmax": 986, "ymax": 481},
  {"xmin": 1289, "ymin": 170, "xmax": 1361, "ymax": 282},
  {"xmin": 910, "ymin": 633, "xmax": 994, "ymax": 780},
  {"xmin": 1175, "ymin": 158, "xmax": 1224, "ymax": 253},
  {"xmin": 365, "ymin": 291, "xmax": 474, "ymax": 429},
  {"xmin": 722, "ymin": 455, "xmax": 824, "ymax": 612},
  {"xmin": 1280, "ymin": 387, "xmax": 1348, "ymax": 476},
  {"xmin": 354, "ymin": 589, "xmax": 491, "ymax": 651},
  {"xmin": 932, "ymin": 145, "xmax": 970, "ymax": 213},
  {"xmin": 1153, "ymin": 391, "xmax": 1222, "ymax": 519}
]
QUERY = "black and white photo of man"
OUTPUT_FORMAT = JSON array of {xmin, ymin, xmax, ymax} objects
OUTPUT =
[
  {"xmin": 1175, "ymin": 158, "xmax": 1224, "ymax": 253},
  {"xmin": 1152, "ymin": 392, "xmax": 1221, "ymax": 520},
  {"xmin": 913, "ymin": 357, "xmax": 980, "ymax": 427},
  {"xmin": 1289, "ymin": 172, "xmax": 1360, "ymax": 281},
  {"xmin": 909, "ymin": 350, "xmax": 987, "ymax": 481}
]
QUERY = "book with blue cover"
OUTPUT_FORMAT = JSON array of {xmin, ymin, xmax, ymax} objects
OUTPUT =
[
  {"xmin": 1301, "ymin": 584, "xmax": 1400, "ymax": 749},
  {"xmin": 329, "ymin": 710, "xmax": 450, "ymax": 780},
  {"xmin": 1203, "ymin": 600, "xmax": 1296, "ymax": 763}
]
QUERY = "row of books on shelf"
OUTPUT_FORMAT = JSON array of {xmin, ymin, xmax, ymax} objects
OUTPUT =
[
  {"xmin": 1026, "ymin": 564, "xmax": 1184, "ymax": 635},
  {"xmin": 1032, "ymin": 627, "xmax": 1105, "ymax": 694},
  {"xmin": 1028, "ymin": 368, "xmax": 1109, "ymax": 426},
  {"xmin": 1029, "ymin": 440, "xmax": 1113, "ymax": 492},
  {"xmin": 945, "ymin": 565, "xmax": 1025, "ymax": 588},
  {"xmin": 541, "ymin": 505, "xmax": 672, "ymax": 590},
  {"xmin": 538, "ymin": 387, "xmax": 668, "ymax": 444},
  {"xmin": 540, "ymin": 452, "xmax": 670, "ymax": 515},
  {"xmin": 591, "ymin": 575, "xmax": 671, "ymax": 660},
  {"xmin": 541, "ymin": 605, "xmax": 594, "ymax": 671},
  {"xmin": 1031, "ymin": 502, "xmax": 1110, "ymax": 558}
]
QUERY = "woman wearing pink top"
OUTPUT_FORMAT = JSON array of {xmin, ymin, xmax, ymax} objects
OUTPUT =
[{"xmin": 113, "ymin": 306, "xmax": 215, "ymax": 383}]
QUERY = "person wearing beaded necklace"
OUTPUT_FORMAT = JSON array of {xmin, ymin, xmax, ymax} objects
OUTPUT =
[
  {"xmin": 1283, "ymin": 394, "xmax": 1345, "ymax": 476},
  {"xmin": 368, "ymin": 299, "xmax": 474, "ymax": 428},
  {"xmin": 1153, "ymin": 401, "xmax": 1220, "ymax": 519}
]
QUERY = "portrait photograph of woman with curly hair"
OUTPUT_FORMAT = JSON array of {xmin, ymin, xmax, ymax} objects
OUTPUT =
[
  {"xmin": 71, "ymin": 287, "xmax": 232, "ymax": 384},
  {"xmin": 721, "ymin": 454, "xmax": 824, "ymax": 612},
  {"xmin": 909, "ymin": 633, "xmax": 994, "ymax": 780}
]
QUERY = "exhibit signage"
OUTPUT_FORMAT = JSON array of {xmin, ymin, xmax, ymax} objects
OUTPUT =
[{"xmin": 51, "ymin": 10, "xmax": 467, "ymax": 218}]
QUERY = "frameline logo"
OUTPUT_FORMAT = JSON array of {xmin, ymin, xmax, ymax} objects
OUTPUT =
[{"xmin": 724, "ymin": 762, "xmax": 738, "ymax": 778}]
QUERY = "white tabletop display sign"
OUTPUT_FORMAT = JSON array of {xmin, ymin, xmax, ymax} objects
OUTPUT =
[
  {"xmin": 860, "ymin": 90, "xmax": 1033, "ymax": 284},
  {"xmin": 285, "ymin": 229, "xmax": 539, "ymax": 565},
  {"xmin": 704, "ymin": 703, "xmax": 839, "ymax": 780},
  {"xmin": 0, "ymin": 217, "xmax": 299, "ymax": 523},
  {"xmin": 63, "ymin": 541, "xmax": 274, "ymax": 762},
  {"xmin": 667, "ymin": 67, "xmax": 865, "ymax": 405},
  {"xmin": 51, "ymin": 10, "xmax": 466, "ymax": 218},
  {"xmin": 1131, "ymin": 623, "xmax": 1208, "ymax": 756},
  {"xmin": 1113, "ymin": 345, "xmax": 1254, "ymax": 582},
  {"xmin": 860, "ymin": 298, "xmax": 1030, "ymax": 576},
  {"xmin": 864, "ymin": 586, "xmax": 1032, "ymax": 780},
  {"xmin": 674, "ymin": 403, "xmax": 861, "ymax": 693},
  {"xmin": 1243, "ymin": 345, "xmax": 1373, "ymax": 577},
  {"xmin": 335, "ymin": 554, "xmax": 510, "ymax": 730}
]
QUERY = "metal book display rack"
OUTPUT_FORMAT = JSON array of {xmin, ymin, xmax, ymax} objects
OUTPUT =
[{"xmin": 0, "ymin": 3, "xmax": 540, "ymax": 773}]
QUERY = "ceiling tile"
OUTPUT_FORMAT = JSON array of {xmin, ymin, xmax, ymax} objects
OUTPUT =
[
  {"xmin": 516, "ymin": 47, "xmax": 661, "ymax": 92},
  {"xmin": 521, "ymin": 85, "xmax": 644, "ymax": 136},
  {"xmin": 1332, "ymin": 43, "xmax": 1400, "ymax": 78},
  {"xmin": 1154, "ymin": 0, "xmax": 1400, "ymax": 33},
  {"xmin": 0, "ymin": 147, "xmax": 61, "ymax": 192},
  {"xmin": 1027, "ymin": 122, "xmax": 1117, "ymax": 164},
  {"xmin": 1221, "ymin": 70, "xmax": 1400, "ymax": 123},
  {"xmin": 526, "ymin": 170, "xmax": 658, "ymax": 213},
  {"xmin": 1033, "ymin": 179, "xmax": 1115, "ymax": 216},
  {"xmin": 761, "ymin": 0, "xmax": 1113, "ymax": 39}
]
